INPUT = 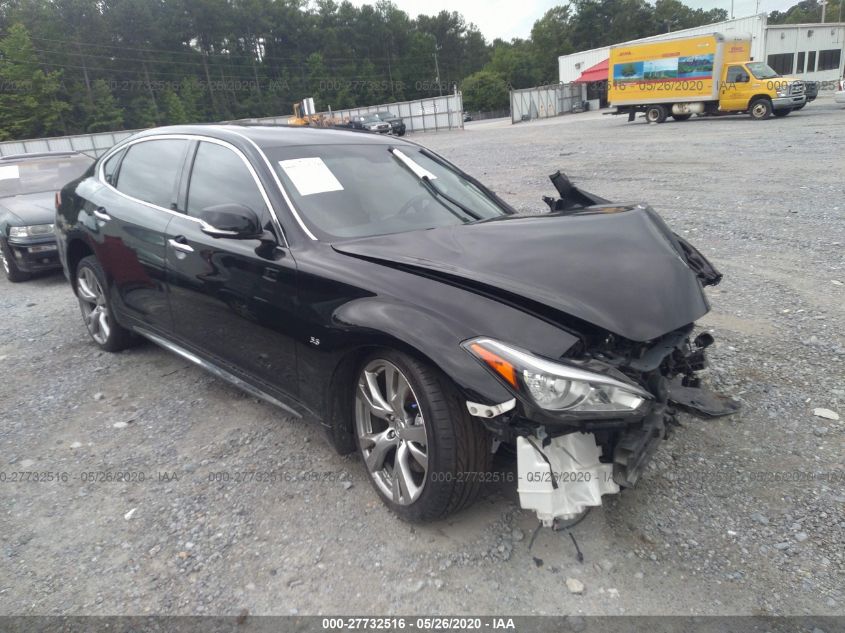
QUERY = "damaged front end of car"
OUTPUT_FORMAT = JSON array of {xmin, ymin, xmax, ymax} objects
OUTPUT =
[{"xmin": 464, "ymin": 172, "xmax": 740, "ymax": 527}]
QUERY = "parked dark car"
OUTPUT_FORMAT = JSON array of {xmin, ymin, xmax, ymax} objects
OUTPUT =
[
  {"xmin": 0, "ymin": 151, "xmax": 93, "ymax": 282},
  {"xmin": 374, "ymin": 111, "xmax": 406, "ymax": 136},
  {"xmin": 56, "ymin": 125, "xmax": 736, "ymax": 524},
  {"xmin": 336, "ymin": 115, "xmax": 390, "ymax": 134},
  {"xmin": 795, "ymin": 80, "xmax": 818, "ymax": 109}
]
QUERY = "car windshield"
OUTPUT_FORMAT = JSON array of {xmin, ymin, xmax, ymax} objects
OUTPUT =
[
  {"xmin": 362, "ymin": 116, "xmax": 381, "ymax": 123},
  {"xmin": 747, "ymin": 62, "xmax": 780, "ymax": 80},
  {"xmin": 0, "ymin": 154, "xmax": 93, "ymax": 197},
  {"xmin": 375, "ymin": 112, "xmax": 395, "ymax": 119},
  {"xmin": 269, "ymin": 144, "xmax": 509, "ymax": 240}
]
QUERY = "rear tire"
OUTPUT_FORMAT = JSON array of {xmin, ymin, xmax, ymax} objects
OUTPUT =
[
  {"xmin": 645, "ymin": 105, "xmax": 668, "ymax": 124},
  {"xmin": 354, "ymin": 349, "xmax": 491, "ymax": 522},
  {"xmin": 0, "ymin": 240, "xmax": 31, "ymax": 283},
  {"xmin": 749, "ymin": 98, "xmax": 772, "ymax": 120},
  {"xmin": 75, "ymin": 255, "xmax": 137, "ymax": 352},
  {"xmin": 772, "ymin": 108, "xmax": 791, "ymax": 117},
  {"xmin": 671, "ymin": 113, "xmax": 692, "ymax": 121}
]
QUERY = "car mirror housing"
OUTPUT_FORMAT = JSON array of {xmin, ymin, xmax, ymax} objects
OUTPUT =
[{"xmin": 199, "ymin": 203, "xmax": 263, "ymax": 239}]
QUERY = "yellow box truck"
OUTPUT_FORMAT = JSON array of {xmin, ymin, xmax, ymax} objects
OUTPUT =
[{"xmin": 608, "ymin": 33, "xmax": 807, "ymax": 122}]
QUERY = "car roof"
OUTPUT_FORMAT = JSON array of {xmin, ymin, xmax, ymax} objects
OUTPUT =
[
  {"xmin": 0, "ymin": 151, "xmax": 90, "ymax": 162},
  {"xmin": 134, "ymin": 124, "xmax": 412, "ymax": 150}
]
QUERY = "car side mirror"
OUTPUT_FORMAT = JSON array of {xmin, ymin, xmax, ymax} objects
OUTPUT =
[{"xmin": 198, "ymin": 203, "xmax": 263, "ymax": 239}]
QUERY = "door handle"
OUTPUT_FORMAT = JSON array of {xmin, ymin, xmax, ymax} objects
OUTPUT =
[
  {"xmin": 168, "ymin": 237, "xmax": 194, "ymax": 253},
  {"xmin": 93, "ymin": 208, "xmax": 111, "ymax": 222}
]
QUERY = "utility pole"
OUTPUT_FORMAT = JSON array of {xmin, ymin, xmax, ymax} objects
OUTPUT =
[
  {"xmin": 820, "ymin": 0, "xmax": 826, "ymax": 22},
  {"xmin": 730, "ymin": 0, "xmax": 734, "ymax": 19},
  {"xmin": 434, "ymin": 39, "xmax": 443, "ymax": 96}
]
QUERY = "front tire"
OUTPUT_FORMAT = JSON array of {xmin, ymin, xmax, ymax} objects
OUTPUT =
[
  {"xmin": 749, "ymin": 98, "xmax": 772, "ymax": 120},
  {"xmin": 0, "ymin": 240, "xmax": 31, "ymax": 283},
  {"xmin": 75, "ymin": 255, "xmax": 136, "ymax": 352},
  {"xmin": 354, "ymin": 350, "xmax": 491, "ymax": 522}
]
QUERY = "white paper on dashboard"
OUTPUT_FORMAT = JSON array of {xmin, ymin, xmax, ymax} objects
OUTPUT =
[
  {"xmin": 0, "ymin": 165, "xmax": 20, "ymax": 180},
  {"xmin": 279, "ymin": 157, "xmax": 344, "ymax": 196}
]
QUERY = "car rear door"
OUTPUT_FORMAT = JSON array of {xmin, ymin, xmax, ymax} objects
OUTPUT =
[
  {"xmin": 164, "ymin": 139, "xmax": 300, "ymax": 401},
  {"xmin": 95, "ymin": 138, "xmax": 190, "ymax": 332}
]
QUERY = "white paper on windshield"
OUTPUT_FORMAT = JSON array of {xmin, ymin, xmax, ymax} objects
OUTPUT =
[
  {"xmin": 0, "ymin": 165, "xmax": 20, "ymax": 181},
  {"xmin": 279, "ymin": 157, "xmax": 344, "ymax": 197}
]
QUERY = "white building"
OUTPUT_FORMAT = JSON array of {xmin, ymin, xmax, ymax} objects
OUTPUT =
[{"xmin": 559, "ymin": 14, "xmax": 845, "ymax": 106}]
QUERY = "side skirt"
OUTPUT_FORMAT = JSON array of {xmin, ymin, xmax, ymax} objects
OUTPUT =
[{"xmin": 134, "ymin": 327, "xmax": 302, "ymax": 419}]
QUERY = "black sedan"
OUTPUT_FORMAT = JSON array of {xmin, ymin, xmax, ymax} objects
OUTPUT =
[
  {"xmin": 56, "ymin": 125, "xmax": 736, "ymax": 524},
  {"xmin": 0, "ymin": 151, "xmax": 93, "ymax": 282}
]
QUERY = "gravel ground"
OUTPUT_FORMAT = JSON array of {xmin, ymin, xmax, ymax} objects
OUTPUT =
[{"xmin": 1, "ymin": 98, "xmax": 843, "ymax": 618}]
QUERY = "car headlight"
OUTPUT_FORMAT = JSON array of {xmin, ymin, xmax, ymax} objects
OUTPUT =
[
  {"xmin": 463, "ymin": 337, "xmax": 651, "ymax": 413},
  {"xmin": 9, "ymin": 224, "xmax": 54, "ymax": 238},
  {"xmin": 777, "ymin": 88, "xmax": 788, "ymax": 97}
]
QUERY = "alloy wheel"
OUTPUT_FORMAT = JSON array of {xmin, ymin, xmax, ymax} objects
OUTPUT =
[
  {"xmin": 76, "ymin": 266, "xmax": 111, "ymax": 345},
  {"xmin": 355, "ymin": 359, "xmax": 429, "ymax": 505}
]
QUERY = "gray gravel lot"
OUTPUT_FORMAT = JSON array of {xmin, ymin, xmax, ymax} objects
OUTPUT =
[{"xmin": 1, "ymin": 99, "xmax": 843, "ymax": 617}]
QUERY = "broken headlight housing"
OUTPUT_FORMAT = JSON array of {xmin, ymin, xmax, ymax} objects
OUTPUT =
[{"xmin": 463, "ymin": 337, "xmax": 651, "ymax": 413}]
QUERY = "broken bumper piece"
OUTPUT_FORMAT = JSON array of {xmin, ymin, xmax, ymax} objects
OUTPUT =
[{"xmin": 517, "ymin": 433, "xmax": 619, "ymax": 527}]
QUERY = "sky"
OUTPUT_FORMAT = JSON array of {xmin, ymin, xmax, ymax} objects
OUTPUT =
[{"xmin": 345, "ymin": 0, "xmax": 801, "ymax": 41}]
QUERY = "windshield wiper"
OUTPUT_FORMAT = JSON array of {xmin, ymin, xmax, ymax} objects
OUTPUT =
[{"xmin": 389, "ymin": 148, "xmax": 481, "ymax": 221}]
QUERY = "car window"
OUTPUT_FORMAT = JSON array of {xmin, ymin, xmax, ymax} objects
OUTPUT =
[
  {"xmin": 0, "ymin": 154, "xmax": 93, "ymax": 197},
  {"xmin": 268, "ymin": 143, "xmax": 508, "ymax": 240},
  {"xmin": 726, "ymin": 66, "xmax": 746, "ymax": 83},
  {"xmin": 102, "ymin": 150, "xmax": 124, "ymax": 186},
  {"xmin": 186, "ymin": 142, "xmax": 268, "ymax": 218},
  {"xmin": 115, "ymin": 140, "xmax": 188, "ymax": 209}
]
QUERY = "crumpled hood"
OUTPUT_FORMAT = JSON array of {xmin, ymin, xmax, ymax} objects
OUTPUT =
[
  {"xmin": 0, "ymin": 192, "xmax": 56, "ymax": 225},
  {"xmin": 332, "ymin": 204, "xmax": 711, "ymax": 342}
]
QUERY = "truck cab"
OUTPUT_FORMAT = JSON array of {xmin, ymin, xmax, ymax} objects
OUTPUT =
[{"xmin": 719, "ymin": 61, "xmax": 806, "ymax": 118}]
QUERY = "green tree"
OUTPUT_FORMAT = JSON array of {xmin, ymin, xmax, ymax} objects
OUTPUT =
[
  {"xmin": 461, "ymin": 70, "xmax": 509, "ymax": 112},
  {"xmin": 161, "ymin": 88, "xmax": 188, "ymax": 124},
  {"xmin": 179, "ymin": 76, "xmax": 207, "ymax": 123},
  {"xmin": 0, "ymin": 24, "xmax": 69, "ymax": 140},
  {"xmin": 85, "ymin": 79, "xmax": 124, "ymax": 132},
  {"xmin": 485, "ymin": 40, "xmax": 540, "ymax": 89},
  {"xmin": 125, "ymin": 95, "xmax": 159, "ymax": 129},
  {"xmin": 530, "ymin": 6, "xmax": 573, "ymax": 84}
]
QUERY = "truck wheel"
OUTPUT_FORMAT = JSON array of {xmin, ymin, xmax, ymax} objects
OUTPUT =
[
  {"xmin": 749, "ymin": 98, "xmax": 772, "ymax": 120},
  {"xmin": 772, "ymin": 109, "xmax": 791, "ymax": 117},
  {"xmin": 645, "ymin": 105, "xmax": 668, "ymax": 124},
  {"xmin": 354, "ymin": 350, "xmax": 492, "ymax": 522},
  {"xmin": 671, "ymin": 113, "xmax": 692, "ymax": 121}
]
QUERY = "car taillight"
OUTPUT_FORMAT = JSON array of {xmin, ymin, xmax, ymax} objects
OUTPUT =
[{"xmin": 55, "ymin": 191, "xmax": 61, "ymax": 210}]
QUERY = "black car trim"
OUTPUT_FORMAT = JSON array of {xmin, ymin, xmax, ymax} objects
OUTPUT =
[
  {"xmin": 136, "ymin": 327, "xmax": 303, "ymax": 418},
  {"xmin": 97, "ymin": 133, "xmax": 290, "ymax": 247}
]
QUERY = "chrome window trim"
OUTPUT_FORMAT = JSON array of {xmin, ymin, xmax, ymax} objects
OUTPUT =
[
  {"xmin": 217, "ymin": 127, "xmax": 318, "ymax": 241},
  {"xmin": 96, "ymin": 133, "xmax": 289, "ymax": 247}
]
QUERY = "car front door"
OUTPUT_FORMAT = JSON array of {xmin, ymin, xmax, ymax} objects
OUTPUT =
[
  {"xmin": 164, "ymin": 139, "xmax": 300, "ymax": 402},
  {"xmin": 94, "ymin": 138, "xmax": 190, "ymax": 331},
  {"xmin": 720, "ymin": 64, "xmax": 751, "ymax": 112}
]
